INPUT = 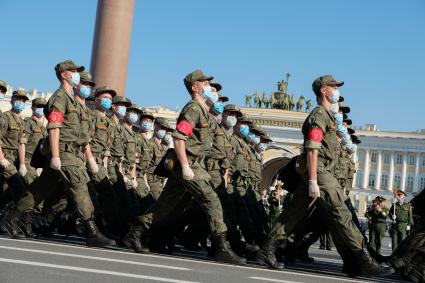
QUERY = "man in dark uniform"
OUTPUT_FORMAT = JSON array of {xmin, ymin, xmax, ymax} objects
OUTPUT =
[
  {"xmin": 389, "ymin": 190, "xmax": 413, "ymax": 251},
  {"xmin": 365, "ymin": 196, "xmax": 388, "ymax": 254}
]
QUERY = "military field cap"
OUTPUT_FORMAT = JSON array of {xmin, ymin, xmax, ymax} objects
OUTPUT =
[
  {"xmin": 237, "ymin": 114, "xmax": 253, "ymax": 125},
  {"xmin": 375, "ymin": 196, "xmax": 386, "ymax": 202},
  {"xmin": 351, "ymin": 135, "xmax": 361, "ymax": 144},
  {"xmin": 218, "ymin": 94, "xmax": 229, "ymax": 102},
  {"xmin": 339, "ymin": 96, "xmax": 344, "ymax": 102},
  {"xmin": 210, "ymin": 81, "xmax": 222, "ymax": 92},
  {"xmin": 127, "ymin": 104, "xmax": 144, "ymax": 114},
  {"xmin": 224, "ymin": 104, "xmax": 242, "ymax": 117},
  {"xmin": 155, "ymin": 117, "xmax": 173, "ymax": 130},
  {"xmin": 338, "ymin": 101, "xmax": 350, "ymax": 114},
  {"xmin": 261, "ymin": 134, "xmax": 273, "ymax": 142},
  {"xmin": 344, "ymin": 119, "xmax": 352, "ymax": 125},
  {"xmin": 396, "ymin": 190, "xmax": 406, "ymax": 196},
  {"xmin": 250, "ymin": 124, "xmax": 263, "ymax": 135},
  {"xmin": 343, "ymin": 113, "xmax": 348, "ymax": 120},
  {"xmin": 12, "ymin": 89, "xmax": 29, "ymax": 101},
  {"xmin": 80, "ymin": 71, "xmax": 95, "ymax": 87},
  {"xmin": 184, "ymin": 69, "xmax": 213, "ymax": 84},
  {"xmin": 312, "ymin": 75, "xmax": 344, "ymax": 96},
  {"xmin": 55, "ymin": 60, "xmax": 84, "ymax": 74},
  {"xmin": 0, "ymin": 80, "xmax": 7, "ymax": 93},
  {"xmin": 32, "ymin": 97, "xmax": 47, "ymax": 107},
  {"xmin": 140, "ymin": 110, "xmax": 155, "ymax": 120},
  {"xmin": 112, "ymin": 95, "xmax": 131, "ymax": 106},
  {"xmin": 347, "ymin": 128, "xmax": 355, "ymax": 135},
  {"xmin": 95, "ymin": 86, "xmax": 117, "ymax": 98}
]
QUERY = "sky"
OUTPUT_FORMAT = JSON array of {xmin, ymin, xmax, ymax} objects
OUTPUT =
[{"xmin": 1, "ymin": 0, "xmax": 424, "ymax": 132}]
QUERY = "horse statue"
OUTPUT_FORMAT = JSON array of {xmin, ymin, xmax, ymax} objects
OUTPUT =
[
  {"xmin": 261, "ymin": 92, "xmax": 268, "ymax": 108},
  {"xmin": 305, "ymin": 99, "xmax": 312, "ymax": 112},
  {"xmin": 289, "ymin": 95, "xmax": 296, "ymax": 111},
  {"xmin": 296, "ymin": 96, "xmax": 305, "ymax": 112},
  {"xmin": 245, "ymin": 95, "xmax": 252, "ymax": 107}
]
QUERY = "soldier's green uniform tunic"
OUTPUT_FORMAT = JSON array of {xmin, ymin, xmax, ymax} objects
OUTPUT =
[
  {"xmin": 135, "ymin": 132, "xmax": 151, "ymax": 199},
  {"xmin": 269, "ymin": 105, "xmax": 364, "ymax": 255},
  {"xmin": 206, "ymin": 122, "xmax": 229, "ymax": 189},
  {"xmin": 107, "ymin": 118, "xmax": 126, "ymax": 185},
  {"xmin": 389, "ymin": 202, "xmax": 413, "ymax": 251},
  {"xmin": 139, "ymin": 100, "xmax": 227, "ymax": 235},
  {"xmin": 0, "ymin": 110, "xmax": 27, "ymax": 203},
  {"xmin": 146, "ymin": 137, "xmax": 165, "ymax": 200},
  {"xmin": 17, "ymin": 87, "xmax": 94, "ymax": 221},
  {"xmin": 365, "ymin": 206, "xmax": 388, "ymax": 253},
  {"xmin": 23, "ymin": 117, "xmax": 47, "ymax": 185}
]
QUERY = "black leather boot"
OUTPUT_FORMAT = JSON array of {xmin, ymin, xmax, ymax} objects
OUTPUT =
[
  {"xmin": 352, "ymin": 249, "xmax": 394, "ymax": 277},
  {"xmin": 213, "ymin": 233, "xmax": 247, "ymax": 265},
  {"xmin": 0, "ymin": 204, "xmax": 25, "ymax": 239},
  {"xmin": 252, "ymin": 239, "xmax": 283, "ymax": 269},
  {"xmin": 122, "ymin": 225, "xmax": 149, "ymax": 253},
  {"xmin": 20, "ymin": 212, "xmax": 36, "ymax": 238},
  {"xmin": 85, "ymin": 219, "xmax": 116, "ymax": 248}
]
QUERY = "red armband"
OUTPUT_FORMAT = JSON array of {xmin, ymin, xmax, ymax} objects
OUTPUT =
[
  {"xmin": 48, "ymin": 111, "xmax": 64, "ymax": 124},
  {"xmin": 308, "ymin": 128, "xmax": 323, "ymax": 143},
  {"xmin": 176, "ymin": 120, "xmax": 193, "ymax": 136}
]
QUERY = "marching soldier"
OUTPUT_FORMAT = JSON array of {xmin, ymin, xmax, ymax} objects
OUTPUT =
[
  {"xmin": 23, "ymin": 98, "xmax": 47, "ymax": 186},
  {"xmin": 389, "ymin": 190, "xmax": 413, "ymax": 251}
]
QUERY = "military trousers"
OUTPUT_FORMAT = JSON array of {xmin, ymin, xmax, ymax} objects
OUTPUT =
[
  {"xmin": 391, "ymin": 223, "xmax": 408, "ymax": 251},
  {"xmin": 139, "ymin": 170, "xmax": 227, "ymax": 236},
  {"xmin": 369, "ymin": 223, "xmax": 386, "ymax": 253},
  {"xmin": 16, "ymin": 161, "xmax": 94, "ymax": 221},
  {"xmin": 0, "ymin": 150, "xmax": 27, "ymax": 206}
]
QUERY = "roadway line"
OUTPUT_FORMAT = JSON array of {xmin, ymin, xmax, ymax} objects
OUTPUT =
[
  {"xmin": 0, "ymin": 258, "xmax": 199, "ymax": 283},
  {"xmin": 0, "ymin": 237, "xmax": 402, "ymax": 283},
  {"xmin": 0, "ymin": 245, "xmax": 190, "ymax": 271},
  {"xmin": 249, "ymin": 276, "xmax": 303, "ymax": 283}
]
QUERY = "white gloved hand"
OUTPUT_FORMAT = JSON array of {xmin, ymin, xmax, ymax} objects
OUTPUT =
[
  {"xmin": 19, "ymin": 165, "xmax": 27, "ymax": 177},
  {"xmin": 36, "ymin": 168, "xmax": 43, "ymax": 176},
  {"xmin": 391, "ymin": 215, "xmax": 397, "ymax": 221},
  {"xmin": 0, "ymin": 158, "xmax": 10, "ymax": 169},
  {"xmin": 182, "ymin": 164, "xmax": 195, "ymax": 181},
  {"xmin": 87, "ymin": 157, "xmax": 99, "ymax": 174},
  {"xmin": 308, "ymin": 180, "xmax": 320, "ymax": 198},
  {"xmin": 50, "ymin": 157, "xmax": 61, "ymax": 171},
  {"xmin": 406, "ymin": 225, "xmax": 411, "ymax": 231}
]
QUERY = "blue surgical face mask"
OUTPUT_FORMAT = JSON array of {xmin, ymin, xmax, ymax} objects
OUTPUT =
[
  {"xmin": 34, "ymin": 107, "xmax": 44, "ymax": 118},
  {"xmin": 99, "ymin": 98, "xmax": 112, "ymax": 110},
  {"xmin": 337, "ymin": 124, "xmax": 346, "ymax": 135},
  {"xmin": 341, "ymin": 132, "xmax": 351, "ymax": 145},
  {"xmin": 13, "ymin": 101, "xmax": 26, "ymax": 113},
  {"xmin": 216, "ymin": 114, "xmax": 222, "ymax": 124},
  {"xmin": 163, "ymin": 135, "xmax": 172, "ymax": 145},
  {"xmin": 70, "ymin": 72, "xmax": 80, "ymax": 87},
  {"xmin": 156, "ymin": 129, "xmax": 166, "ymax": 139},
  {"xmin": 346, "ymin": 142, "xmax": 357, "ymax": 154},
  {"xmin": 330, "ymin": 89, "xmax": 340, "ymax": 104},
  {"xmin": 141, "ymin": 120, "xmax": 153, "ymax": 132},
  {"xmin": 224, "ymin": 115, "xmax": 237, "ymax": 128},
  {"xmin": 116, "ymin": 105, "xmax": 126, "ymax": 118},
  {"xmin": 128, "ymin": 112, "xmax": 139, "ymax": 124},
  {"xmin": 239, "ymin": 124, "xmax": 250, "ymax": 137},
  {"xmin": 202, "ymin": 86, "xmax": 219, "ymax": 105},
  {"xmin": 78, "ymin": 86, "xmax": 91, "ymax": 99},
  {"xmin": 334, "ymin": 113, "xmax": 343, "ymax": 125},
  {"xmin": 258, "ymin": 143, "xmax": 268, "ymax": 152},
  {"xmin": 248, "ymin": 132, "xmax": 260, "ymax": 145},
  {"xmin": 213, "ymin": 102, "xmax": 224, "ymax": 114}
]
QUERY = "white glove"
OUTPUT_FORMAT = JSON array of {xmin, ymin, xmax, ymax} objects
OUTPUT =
[
  {"xmin": 19, "ymin": 165, "xmax": 27, "ymax": 177},
  {"xmin": 87, "ymin": 157, "xmax": 99, "ymax": 174},
  {"xmin": 391, "ymin": 215, "xmax": 397, "ymax": 221},
  {"xmin": 36, "ymin": 168, "xmax": 43, "ymax": 176},
  {"xmin": 406, "ymin": 225, "xmax": 411, "ymax": 231},
  {"xmin": 182, "ymin": 164, "xmax": 195, "ymax": 181},
  {"xmin": 50, "ymin": 157, "xmax": 61, "ymax": 171},
  {"xmin": 308, "ymin": 180, "xmax": 320, "ymax": 198},
  {"xmin": 0, "ymin": 158, "xmax": 10, "ymax": 169}
]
